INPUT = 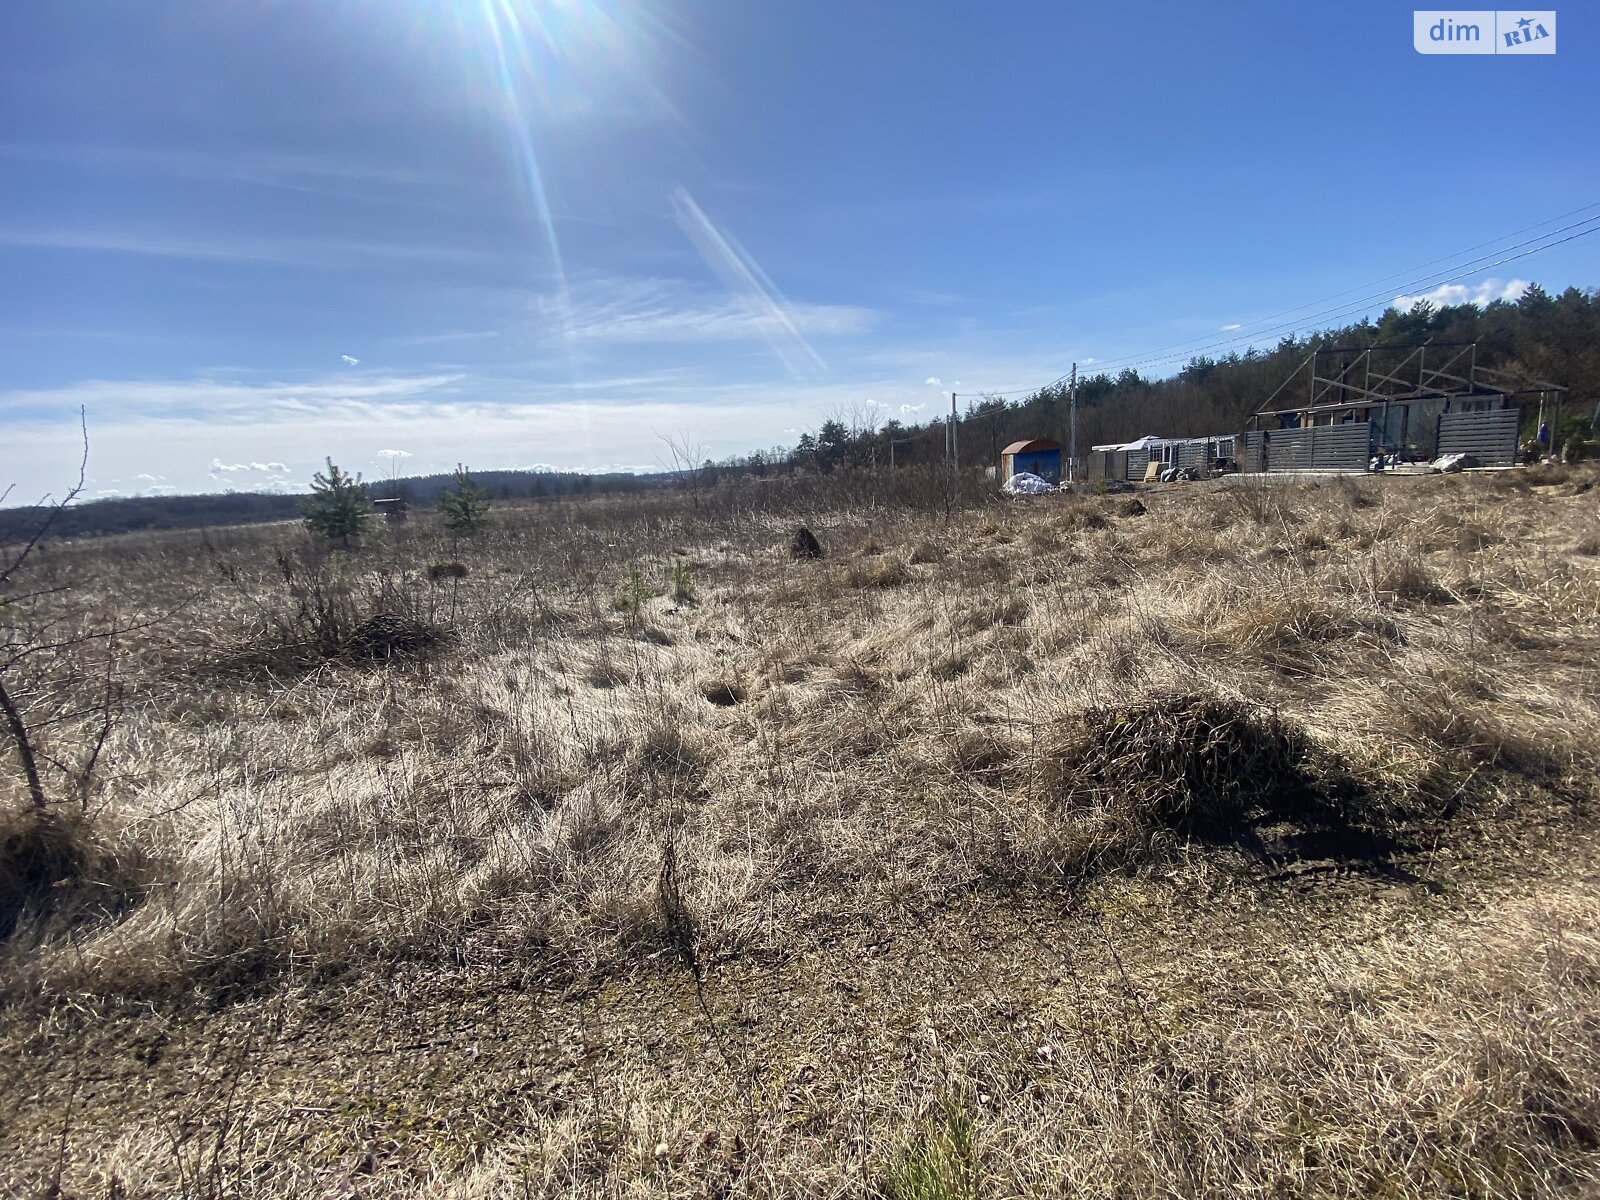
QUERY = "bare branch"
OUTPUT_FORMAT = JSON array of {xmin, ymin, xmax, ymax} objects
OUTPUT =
[{"xmin": 0, "ymin": 406, "xmax": 88, "ymax": 590}]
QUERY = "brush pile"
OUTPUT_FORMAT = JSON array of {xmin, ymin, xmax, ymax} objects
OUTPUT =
[{"xmin": 1051, "ymin": 692, "xmax": 1343, "ymax": 835}]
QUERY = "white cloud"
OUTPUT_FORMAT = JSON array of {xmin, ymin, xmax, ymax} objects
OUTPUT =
[
  {"xmin": 374, "ymin": 448, "xmax": 413, "ymax": 461},
  {"xmin": 1394, "ymin": 277, "xmax": 1529, "ymax": 311},
  {"xmin": 900, "ymin": 403, "xmax": 925, "ymax": 417},
  {"xmin": 341, "ymin": 354, "xmax": 360, "ymax": 366},
  {"xmin": 209, "ymin": 458, "xmax": 293, "ymax": 478},
  {"xmin": 925, "ymin": 376, "xmax": 941, "ymax": 387},
  {"xmin": 1081, "ymin": 359, "xmax": 1096, "ymax": 366},
  {"xmin": 1221, "ymin": 323, "xmax": 1242, "ymax": 332},
  {"xmin": 96, "ymin": 489, "xmax": 120, "ymax": 498}
]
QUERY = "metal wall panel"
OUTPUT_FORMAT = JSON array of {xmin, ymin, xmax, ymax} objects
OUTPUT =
[
  {"xmin": 1242, "ymin": 423, "xmax": 1372, "ymax": 472},
  {"xmin": 1437, "ymin": 408, "xmax": 1520, "ymax": 466}
]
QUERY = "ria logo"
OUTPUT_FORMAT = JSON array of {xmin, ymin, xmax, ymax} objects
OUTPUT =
[{"xmin": 1414, "ymin": 10, "xmax": 1556, "ymax": 53}]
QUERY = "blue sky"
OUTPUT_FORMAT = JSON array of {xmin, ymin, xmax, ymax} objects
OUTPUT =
[{"xmin": 3, "ymin": 1, "xmax": 1597, "ymax": 501}]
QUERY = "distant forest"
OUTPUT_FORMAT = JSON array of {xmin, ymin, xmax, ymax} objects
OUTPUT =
[
  {"xmin": 760, "ymin": 283, "xmax": 1600, "ymax": 477},
  {"xmin": 0, "ymin": 470, "xmax": 665, "ymax": 541},
  {"xmin": 5, "ymin": 283, "xmax": 1597, "ymax": 541}
]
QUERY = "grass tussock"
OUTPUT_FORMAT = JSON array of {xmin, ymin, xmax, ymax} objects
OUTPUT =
[{"xmin": 0, "ymin": 806, "xmax": 149, "ymax": 941}]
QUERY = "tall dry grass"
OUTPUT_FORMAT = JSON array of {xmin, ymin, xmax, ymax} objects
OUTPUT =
[{"xmin": 3, "ymin": 463, "xmax": 1599, "ymax": 1196}]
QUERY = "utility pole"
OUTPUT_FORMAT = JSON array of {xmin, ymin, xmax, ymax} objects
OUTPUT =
[
  {"xmin": 951, "ymin": 392, "xmax": 959, "ymax": 475},
  {"xmin": 1068, "ymin": 362, "xmax": 1078, "ymax": 485}
]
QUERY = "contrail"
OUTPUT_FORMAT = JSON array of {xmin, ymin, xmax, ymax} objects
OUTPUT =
[{"xmin": 670, "ymin": 187, "xmax": 827, "ymax": 376}]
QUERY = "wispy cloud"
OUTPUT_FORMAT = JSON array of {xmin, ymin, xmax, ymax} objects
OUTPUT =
[
  {"xmin": 397, "ymin": 329, "xmax": 501, "ymax": 346},
  {"xmin": 1221, "ymin": 323, "xmax": 1242, "ymax": 331},
  {"xmin": 1, "ymin": 373, "xmax": 463, "ymax": 425},
  {"xmin": 1395, "ymin": 277, "xmax": 1529, "ymax": 311},
  {"xmin": 0, "ymin": 141, "xmax": 437, "ymax": 186},
  {"xmin": 545, "ymin": 276, "xmax": 874, "ymax": 348},
  {"xmin": 0, "ymin": 226, "xmax": 511, "ymax": 271},
  {"xmin": 341, "ymin": 354, "xmax": 360, "ymax": 366}
]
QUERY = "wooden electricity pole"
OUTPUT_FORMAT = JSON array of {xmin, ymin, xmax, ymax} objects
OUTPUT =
[
  {"xmin": 940, "ymin": 390, "xmax": 953, "ymax": 473},
  {"xmin": 1068, "ymin": 362, "xmax": 1078, "ymax": 484}
]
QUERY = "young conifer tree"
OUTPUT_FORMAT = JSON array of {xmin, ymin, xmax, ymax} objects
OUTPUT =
[
  {"xmin": 300, "ymin": 458, "xmax": 374, "ymax": 547},
  {"xmin": 439, "ymin": 463, "xmax": 491, "ymax": 534}
]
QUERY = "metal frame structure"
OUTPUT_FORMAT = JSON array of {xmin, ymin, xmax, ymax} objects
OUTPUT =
[{"xmin": 1249, "ymin": 341, "xmax": 1567, "ymax": 435}]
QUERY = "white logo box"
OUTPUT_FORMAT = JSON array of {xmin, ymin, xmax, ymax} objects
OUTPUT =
[{"xmin": 1414, "ymin": 10, "xmax": 1556, "ymax": 53}]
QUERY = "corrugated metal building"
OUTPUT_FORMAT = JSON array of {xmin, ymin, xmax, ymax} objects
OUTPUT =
[
  {"xmin": 1088, "ymin": 434, "xmax": 1238, "ymax": 482},
  {"xmin": 1000, "ymin": 438, "xmax": 1063, "ymax": 485}
]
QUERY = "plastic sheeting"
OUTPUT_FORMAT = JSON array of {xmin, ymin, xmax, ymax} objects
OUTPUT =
[{"xmin": 1002, "ymin": 472, "xmax": 1056, "ymax": 495}]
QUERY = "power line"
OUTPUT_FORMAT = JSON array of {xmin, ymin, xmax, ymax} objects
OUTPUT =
[
  {"xmin": 1095, "ymin": 219, "xmax": 1600, "ymax": 377},
  {"xmin": 970, "ymin": 204, "xmax": 1600, "ymax": 399},
  {"xmin": 1089, "ymin": 213, "xmax": 1600, "ymax": 374},
  {"xmin": 1096, "ymin": 202, "xmax": 1600, "ymax": 368}
]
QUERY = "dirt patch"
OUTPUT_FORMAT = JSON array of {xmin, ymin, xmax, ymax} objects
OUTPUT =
[{"xmin": 700, "ymin": 680, "xmax": 746, "ymax": 707}]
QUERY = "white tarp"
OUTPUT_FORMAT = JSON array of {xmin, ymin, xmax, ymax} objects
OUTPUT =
[
  {"xmin": 1117, "ymin": 435, "xmax": 1167, "ymax": 451},
  {"xmin": 1430, "ymin": 452, "xmax": 1480, "ymax": 474},
  {"xmin": 1002, "ymin": 472, "xmax": 1056, "ymax": 495}
]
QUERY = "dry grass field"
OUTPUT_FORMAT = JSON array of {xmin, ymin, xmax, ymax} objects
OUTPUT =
[{"xmin": 3, "ymin": 464, "xmax": 1600, "ymax": 1198}]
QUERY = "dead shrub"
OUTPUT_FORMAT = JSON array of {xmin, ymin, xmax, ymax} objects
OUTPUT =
[
  {"xmin": 1047, "ymin": 693, "xmax": 1360, "ymax": 837},
  {"xmin": 216, "ymin": 545, "xmax": 447, "ymax": 674},
  {"xmin": 0, "ymin": 806, "xmax": 148, "ymax": 942},
  {"xmin": 344, "ymin": 612, "xmax": 446, "ymax": 660},
  {"xmin": 636, "ymin": 714, "xmax": 710, "ymax": 779},
  {"xmin": 1221, "ymin": 478, "xmax": 1297, "ymax": 526},
  {"xmin": 1062, "ymin": 505, "xmax": 1111, "ymax": 532},
  {"xmin": 789, "ymin": 526, "xmax": 823, "ymax": 560}
]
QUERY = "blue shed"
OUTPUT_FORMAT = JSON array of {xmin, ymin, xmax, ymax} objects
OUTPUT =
[{"xmin": 1000, "ymin": 438, "xmax": 1063, "ymax": 485}]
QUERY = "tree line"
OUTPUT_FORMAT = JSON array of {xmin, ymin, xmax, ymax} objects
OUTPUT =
[
  {"xmin": 753, "ymin": 284, "xmax": 1599, "ymax": 476},
  {"xmin": 7, "ymin": 283, "xmax": 1597, "ymax": 542}
]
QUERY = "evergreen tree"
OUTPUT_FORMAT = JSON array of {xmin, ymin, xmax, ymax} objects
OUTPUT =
[
  {"xmin": 300, "ymin": 458, "xmax": 373, "ymax": 547},
  {"xmin": 439, "ymin": 464, "xmax": 491, "ymax": 534}
]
